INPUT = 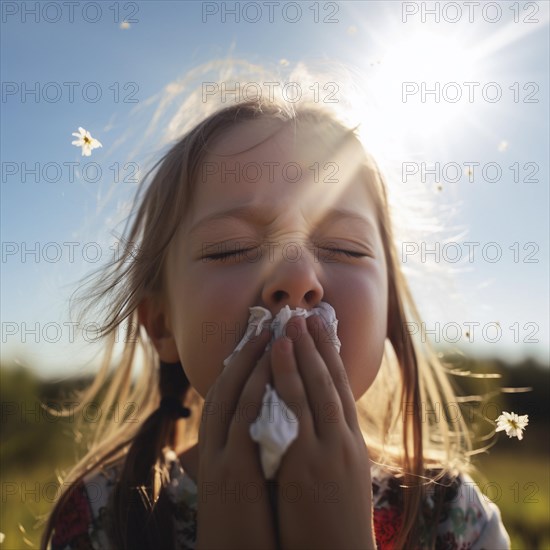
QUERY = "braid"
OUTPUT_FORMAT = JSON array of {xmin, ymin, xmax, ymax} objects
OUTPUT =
[{"xmin": 109, "ymin": 361, "xmax": 191, "ymax": 549}]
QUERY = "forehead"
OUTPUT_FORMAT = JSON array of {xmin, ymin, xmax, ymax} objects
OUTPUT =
[
  {"xmin": 185, "ymin": 117, "xmax": 377, "ymax": 232},
  {"xmin": 205, "ymin": 116, "xmax": 365, "ymax": 170}
]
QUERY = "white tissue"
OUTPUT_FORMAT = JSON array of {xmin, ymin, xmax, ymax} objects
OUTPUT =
[
  {"xmin": 222, "ymin": 301, "xmax": 340, "ymax": 368},
  {"xmin": 249, "ymin": 383, "xmax": 299, "ymax": 479},
  {"xmin": 223, "ymin": 301, "xmax": 340, "ymax": 479}
]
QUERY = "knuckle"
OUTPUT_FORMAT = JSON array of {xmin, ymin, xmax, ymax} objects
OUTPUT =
[
  {"xmin": 334, "ymin": 367, "xmax": 350, "ymax": 390},
  {"xmin": 314, "ymin": 370, "xmax": 333, "ymax": 389}
]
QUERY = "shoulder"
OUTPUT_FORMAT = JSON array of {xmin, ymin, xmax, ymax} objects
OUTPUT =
[
  {"xmin": 433, "ymin": 472, "xmax": 511, "ymax": 550},
  {"xmin": 50, "ymin": 459, "xmax": 122, "ymax": 550},
  {"xmin": 163, "ymin": 448, "xmax": 199, "ymax": 548},
  {"xmin": 49, "ymin": 449, "xmax": 198, "ymax": 550},
  {"xmin": 370, "ymin": 465, "xmax": 511, "ymax": 550}
]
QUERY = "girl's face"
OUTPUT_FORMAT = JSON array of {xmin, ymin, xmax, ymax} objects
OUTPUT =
[{"xmin": 161, "ymin": 118, "xmax": 388, "ymax": 400}]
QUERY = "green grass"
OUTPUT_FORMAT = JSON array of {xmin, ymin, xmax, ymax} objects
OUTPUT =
[
  {"xmin": 2, "ymin": 362, "xmax": 549, "ymax": 549},
  {"xmin": 2, "ymin": 452, "xmax": 548, "ymax": 549},
  {"xmin": 470, "ymin": 452, "xmax": 550, "ymax": 549},
  {"xmin": 1, "ymin": 467, "xmax": 62, "ymax": 549}
]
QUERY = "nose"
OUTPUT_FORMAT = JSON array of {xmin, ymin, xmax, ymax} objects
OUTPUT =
[{"xmin": 260, "ymin": 243, "xmax": 324, "ymax": 313}]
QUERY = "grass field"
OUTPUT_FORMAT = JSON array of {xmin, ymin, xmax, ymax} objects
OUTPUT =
[
  {"xmin": 2, "ymin": 455, "xmax": 548, "ymax": 549},
  {"xmin": 470, "ymin": 452, "xmax": 550, "ymax": 549},
  {"xmin": 1, "ymin": 363, "xmax": 549, "ymax": 549}
]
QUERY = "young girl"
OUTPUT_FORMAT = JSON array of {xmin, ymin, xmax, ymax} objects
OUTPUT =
[{"xmin": 41, "ymin": 88, "xmax": 511, "ymax": 549}]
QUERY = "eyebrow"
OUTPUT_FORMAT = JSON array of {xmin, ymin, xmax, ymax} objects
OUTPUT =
[{"xmin": 188, "ymin": 204, "xmax": 376, "ymax": 235}]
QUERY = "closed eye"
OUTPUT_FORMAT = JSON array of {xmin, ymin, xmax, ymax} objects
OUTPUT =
[
  {"xmin": 323, "ymin": 248, "xmax": 368, "ymax": 258},
  {"xmin": 202, "ymin": 248, "xmax": 257, "ymax": 262},
  {"xmin": 326, "ymin": 248, "xmax": 367, "ymax": 258},
  {"xmin": 316, "ymin": 246, "xmax": 370, "ymax": 262}
]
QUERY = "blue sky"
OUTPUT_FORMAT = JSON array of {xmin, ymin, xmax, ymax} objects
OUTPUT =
[{"xmin": 1, "ymin": 1, "xmax": 549, "ymax": 376}]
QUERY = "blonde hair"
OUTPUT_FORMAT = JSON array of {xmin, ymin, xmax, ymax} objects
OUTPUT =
[{"xmin": 42, "ymin": 88, "xmax": 473, "ymax": 549}]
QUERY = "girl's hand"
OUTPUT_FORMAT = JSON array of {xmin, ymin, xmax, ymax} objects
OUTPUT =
[
  {"xmin": 196, "ymin": 328, "xmax": 278, "ymax": 550},
  {"xmin": 271, "ymin": 315, "xmax": 376, "ymax": 550}
]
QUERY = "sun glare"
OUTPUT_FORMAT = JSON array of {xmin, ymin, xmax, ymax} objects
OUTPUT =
[
  {"xmin": 355, "ymin": 29, "xmax": 482, "ymax": 154},
  {"xmin": 382, "ymin": 31, "xmax": 477, "ymax": 83}
]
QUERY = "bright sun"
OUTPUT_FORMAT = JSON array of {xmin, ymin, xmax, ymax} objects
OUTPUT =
[{"xmin": 354, "ymin": 29, "xmax": 481, "ymax": 153}]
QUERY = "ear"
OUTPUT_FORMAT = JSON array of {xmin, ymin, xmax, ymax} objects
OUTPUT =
[{"xmin": 138, "ymin": 296, "xmax": 180, "ymax": 363}]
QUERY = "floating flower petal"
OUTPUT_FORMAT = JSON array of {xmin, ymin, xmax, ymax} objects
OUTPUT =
[
  {"xmin": 71, "ymin": 126, "xmax": 103, "ymax": 157},
  {"xmin": 495, "ymin": 411, "xmax": 529, "ymax": 440}
]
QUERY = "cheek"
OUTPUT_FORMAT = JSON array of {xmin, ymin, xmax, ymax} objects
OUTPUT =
[
  {"xmin": 333, "ymin": 272, "xmax": 388, "ymax": 400},
  {"xmin": 171, "ymin": 271, "xmax": 259, "ymax": 397}
]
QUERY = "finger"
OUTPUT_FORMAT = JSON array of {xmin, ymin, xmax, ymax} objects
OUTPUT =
[
  {"xmin": 202, "ymin": 327, "xmax": 271, "ymax": 451},
  {"xmin": 270, "ymin": 333, "xmax": 316, "ymax": 439},
  {"xmin": 287, "ymin": 316, "xmax": 345, "ymax": 438},
  {"xmin": 306, "ymin": 314, "xmax": 360, "ymax": 432},
  {"xmin": 228, "ymin": 347, "xmax": 272, "ymax": 446}
]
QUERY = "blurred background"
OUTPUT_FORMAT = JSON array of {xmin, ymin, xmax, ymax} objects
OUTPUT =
[{"xmin": 1, "ymin": 1, "xmax": 549, "ymax": 548}]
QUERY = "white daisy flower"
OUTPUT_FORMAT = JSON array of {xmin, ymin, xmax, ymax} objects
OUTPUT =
[
  {"xmin": 495, "ymin": 411, "xmax": 529, "ymax": 440},
  {"xmin": 71, "ymin": 127, "xmax": 103, "ymax": 157}
]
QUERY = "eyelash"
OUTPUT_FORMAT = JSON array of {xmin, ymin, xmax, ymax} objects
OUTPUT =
[
  {"xmin": 334, "ymin": 249, "xmax": 367, "ymax": 258},
  {"xmin": 203, "ymin": 249, "xmax": 256, "ymax": 261},
  {"xmin": 203, "ymin": 248, "xmax": 367, "ymax": 261}
]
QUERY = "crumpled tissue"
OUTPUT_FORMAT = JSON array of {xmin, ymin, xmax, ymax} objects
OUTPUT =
[{"xmin": 223, "ymin": 301, "xmax": 340, "ymax": 479}]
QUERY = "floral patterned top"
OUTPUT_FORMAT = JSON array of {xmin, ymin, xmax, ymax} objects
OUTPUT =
[{"xmin": 50, "ymin": 450, "xmax": 510, "ymax": 550}]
